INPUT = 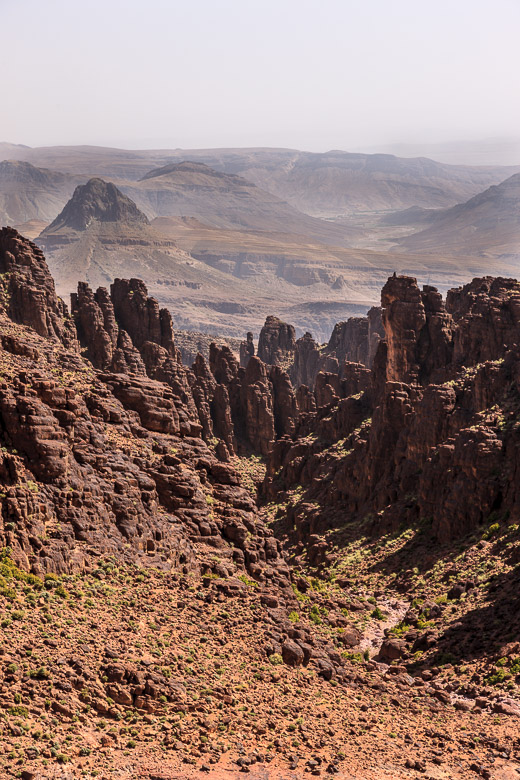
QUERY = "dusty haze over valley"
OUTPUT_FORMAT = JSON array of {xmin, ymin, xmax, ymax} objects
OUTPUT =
[
  {"xmin": 1, "ymin": 142, "xmax": 519, "ymax": 343},
  {"xmin": 1, "ymin": 1, "xmax": 520, "ymax": 779}
]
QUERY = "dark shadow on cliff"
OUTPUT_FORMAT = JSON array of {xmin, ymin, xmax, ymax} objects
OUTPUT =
[
  {"xmin": 366, "ymin": 519, "xmax": 480, "ymax": 589},
  {"xmin": 321, "ymin": 508, "xmax": 482, "ymax": 589},
  {"xmin": 322, "ymin": 508, "xmax": 520, "ymax": 664},
  {"xmin": 429, "ymin": 565, "xmax": 520, "ymax": 664}
]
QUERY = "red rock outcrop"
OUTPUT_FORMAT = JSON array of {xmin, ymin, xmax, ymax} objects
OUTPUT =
[
  {"xmin": 71, "ymin": 282, "xmax": 145, "ymax": 374},
  {"xmin": 110, "ymin": 277, "xmax": 175, "ymax": 355},
  {"xmin": 367, "ymin": 305, "xmax": 385, "ymax": 365},
  {"xmin": 289, "ymin": 331, "xmax": 338, "ymax": 390},
  {"xmin": 447, "ymin": 276, "xmax": 520, "ymax": 366},
  {"xmin": 286, "ymin": 307, "xmax": 383, "ymax": 391},
  {"xmin": 263, "ymin": 274, "xmax": 520, "ymax": 547},
  {"xmin": 0, "ymin": 229, "xmax": 289, "ymax": 586},
  {"xmin": 380, "ymin": 274, "xmax": 520, "ymax": 387},
  {"xmin": 257, "ymin": 315, "xmax": 295, "ymax": 367},
  {"xmin": 73, "ymin": 278, "xmax": 201, "ymax": 435},
  {"xmin": 0, "ymin": 227, "xmax": 77, "ymax": 348},
  {"xmin": 325, "ymin": 317, "xmax": 370, "ymax": 366},
  {"xmin": 204, "ymin": 347, "xmax": 280, "ymax": 455},
  {"xmin": 242, "ymin": 305, "xmax": 381, "ymax": 399},
  {"xmin": 239, "ymin": 330, "xmax": 255, "ymax": 368},
  {"xmin": 242, "ymin": 357, "xmax": 275, "ymax": 455},
  {"xmin": 269, "ymin": 365, "xmax": 298, "ymax": 438},
  {"xmin": 380, "ymin": 275, "xmax": 428, "ymax": 384}
]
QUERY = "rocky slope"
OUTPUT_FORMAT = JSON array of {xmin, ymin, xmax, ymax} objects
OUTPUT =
[
  {"xmin": 44, "ymin": 177, "xmax": 150, "ymax": 231},
  {"xmin": 395, "ymin": 173, "xmax": 520, "ymax": 261},
  {"xmin": 120, "ymin": 162, "xmax": 357, "ymax": 246},
  {"xmin": 0, "ymin": 160, "xmax": 80, "ymax": 226},
  {"xmin": 0, "ymin": 229, "xmax": 519, "ymax": 779},
  {"xmin": 0, "ymin": 227, "xmax": 290, "ymax": 581},
  {"xmin": 262, "ymin": 274, "xmax": 520, "ymax": 539}
]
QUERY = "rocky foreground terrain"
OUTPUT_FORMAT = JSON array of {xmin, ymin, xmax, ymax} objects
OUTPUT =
[{"xmin": 0, "ymin": 227, "xmax": 519, "ymax": 779}]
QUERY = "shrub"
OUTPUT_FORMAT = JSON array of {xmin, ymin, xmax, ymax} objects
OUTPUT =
[
  {"xmin": 482, "ymin": 522, "xmax": 500, "ymax": 540},
  {"xmin": 486, "ymin": 668, "xmax": 509, "ymax": 685},
  {"xmin": 0, "ymin": 548, "xmax": 42, "ymax": 593},
  {"xmin": 390, "ymin": 621, "xmax": 411, "ymax": 637},
  {"xmin": 237, "ymin": 574, "xmax": 258, "ymax": 588},
  {"xmin": 8, "ymin": 705, "xmax": 28, "ymax": 717},
  {"xmin": 29, "ymin": 666, "xmax": 51, "ymax": 680},
  {"xmin": 341, "ymin": 651, "xmax": 363, "ymax": 663}
]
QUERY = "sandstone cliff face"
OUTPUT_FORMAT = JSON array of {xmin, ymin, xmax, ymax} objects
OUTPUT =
[
  {"xmin": 263, "ymin": 274, "xmax": 520, "ymax": 548},
  {"xmin": 242, "ymin": 357, "xmax": 276, "ymax": 455},
  {"xmin": 0, "ymin": 227, "xmax": 77, "ymax": 348},
  {"xmin": 381, "ymin": 275, "xmax": 428, "ymax": 384},
  {"xmin": 110, "ymin": 278, "xmax": 175, "ymax": 354},
  {"xmin": 289, "ymin": 332, "xmax": 332, "ymax": 390},
  {"xmin": 367, "ymin": 306, "xmax": 385, "ymax": 365},
  {"xmin": 73, "ymin": 278, "xmax": 205, "ymax": 436},
  {"xmin": 257, "ymin": 315, "xmax": 295, "ymax": 367},
  {"xmin": 201, "ymin": 347, "xmax": 297, "ymax": 456},
  {"xmin": 379, "ymin": 274, "xmax": 520, "ymax": 387},
  {"xmin": 0, "ymin": 229, "xmax": 289, "ymax": 586},
  {"xmin": 256, "ymin": 307, "xmax": 383, "ymax": 392},
  {"xmin": 239, "ymin": 330, "xmax": 254, "ymax": 368},
  {"xmin": 2, "ymin": 229, "xmax": 520, "ymax": 581},
  {"xmin": 447, "ymin": 276, "xmax": 520, "ymax": 366},
  {"xmin": 325, "ymin": 312, "xmax": 385, "ymax": 369},
  {"xmin": 71, "ymin": 282, "xmax": 145, "ymax": 374}
]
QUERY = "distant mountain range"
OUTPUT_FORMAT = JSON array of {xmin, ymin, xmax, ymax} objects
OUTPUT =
[
  {"xmin": 34, "ymin": 178, "xmax": 374, "ymax": 339},
  {"xmin": 2, "ymin": 142, "xmax": 518, "ymax": 219},
  {"xmin": 0, "ymin": 159, "xmax": 82, "ymax": 225},
  {"xmin": 358, "ymin": 138, "xmax": 520, "ymax": 167},
  {"xmin": 2, "ymin": 141, "xmax": 519, "ymax": 339},
  {"xmin": 117, "ymin": 160, "xmax": 357, "ymax": 244},
  {"xmin": 156, "ymin": 148, "xmax": 518, "ymax": 218},
  {"xmin": 394, "ymin": 173, "xmax": 520, "ymax": 261},
  {"xmin": 34, "ymin": 176, "xmax": 516, "ymax": 340}
]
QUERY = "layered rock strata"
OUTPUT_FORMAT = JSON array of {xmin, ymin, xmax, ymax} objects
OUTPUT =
[
  {"xmin": 0, "ymin": 228, "xmax": 288, "ymax": 586},
  {"xmin": 263, "ymin": 274, "xmax": 520, "ymax": 550}
]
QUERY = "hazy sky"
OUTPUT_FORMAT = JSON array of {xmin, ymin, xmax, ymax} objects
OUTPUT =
[{"xmin": 2, "ymin": 0, "xmax": 519, "ymax": 152}]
